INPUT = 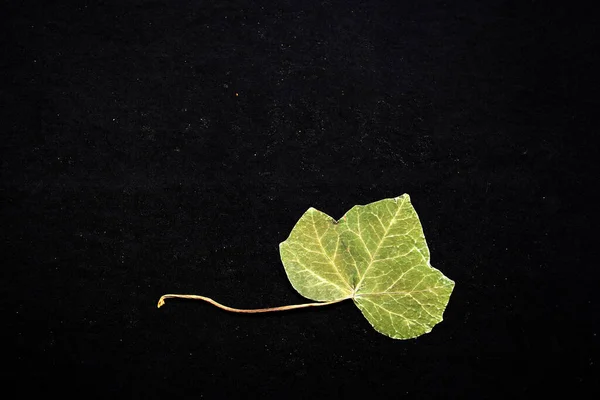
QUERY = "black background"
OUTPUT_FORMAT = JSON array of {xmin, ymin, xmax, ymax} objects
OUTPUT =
[{"xmin": 2, "ymin": 0, "xmax": 598, "ymax": 398}]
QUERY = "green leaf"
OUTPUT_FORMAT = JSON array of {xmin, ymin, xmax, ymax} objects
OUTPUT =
[{"xmin": 279, "ymin": 194, "xmax": 454, "ymax": 339}]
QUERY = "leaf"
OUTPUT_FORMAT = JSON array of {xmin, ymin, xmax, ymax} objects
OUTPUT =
[
  {"xmin": 158, "ymin": 194, "xmax": 454, "ymax": 340},
  {"xmin": 279, "ymin": 194, "xmax": 454, "ymax": 339}
]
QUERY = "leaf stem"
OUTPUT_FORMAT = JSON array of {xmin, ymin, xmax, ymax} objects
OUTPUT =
[{"xmin": 157, "ymin": 294, "xmax": 350, "ymax": 313}]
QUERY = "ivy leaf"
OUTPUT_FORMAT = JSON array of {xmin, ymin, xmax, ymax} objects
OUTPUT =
[
  {"xmin": 279, "ymin": 194, "xmax": 454, "ymax": 339},
  {"xmin": 158, "ymin": 194, "xmax": 454, "ymax": 340}
]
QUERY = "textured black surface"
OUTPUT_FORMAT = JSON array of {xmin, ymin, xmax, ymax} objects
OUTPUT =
[{"xmin": 2, "ymin": 0, "xmax": 598, "ymax": 397}]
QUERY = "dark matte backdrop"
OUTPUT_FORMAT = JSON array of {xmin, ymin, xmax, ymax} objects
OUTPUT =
[{"xmin": 2, "ymin": 0, "xmax": 597, "ymax": 398}]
